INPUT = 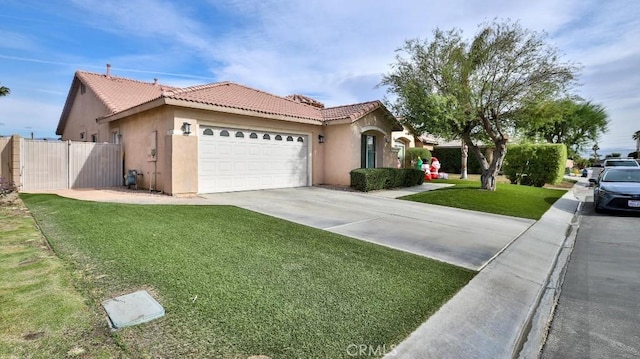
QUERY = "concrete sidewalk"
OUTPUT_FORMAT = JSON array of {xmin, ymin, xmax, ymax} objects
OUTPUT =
[
  {"xmin": 389, "ymin": 179, "xmax": 587, "ymax": 358},
  {"xmin": 38, "ymin": 180, "xmax": 586, "ymax": 358}
]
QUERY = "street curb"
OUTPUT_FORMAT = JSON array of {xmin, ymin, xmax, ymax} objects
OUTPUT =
[
  {"xmin": 387, "ymin": 185, "xmax": 582, "ymax": 359},
  {"xmin": 516, "ymin": 185, "xmax": 584, "ymax": 358}
]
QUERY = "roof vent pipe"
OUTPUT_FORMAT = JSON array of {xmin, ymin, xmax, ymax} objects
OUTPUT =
[
  {"xmin": 106, "ymin": 64, "xmax": 111, "ymax": 78},
  {"xmin": 153, "ymin": 78, "xmax": 158, "ymax": 85}
]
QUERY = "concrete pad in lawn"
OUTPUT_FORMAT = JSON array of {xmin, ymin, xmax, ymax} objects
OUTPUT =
[{"xmin": 102, "ymin": 290, "xmax": 164, "ymax": 329}]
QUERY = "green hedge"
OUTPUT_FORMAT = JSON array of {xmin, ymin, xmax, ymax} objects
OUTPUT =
[
  {"xmin": 431, "ymin": 147, "xmax": 483, "ymax": 174},
  {"xmin": 350, "ymin": 168, "xmax": 425, "ymax": 192},
  {"xmin": 503, "ymin": 144, "xmax": 567, "ymax": 187},
  {"xmin": 406, "ymin": 148, "xmax": 431, "ymax": 169}
]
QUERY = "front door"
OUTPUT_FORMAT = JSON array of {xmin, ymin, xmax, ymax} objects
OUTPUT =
[{"xmin": 361, "ymin": 134, "xmax": 376, "ymax": 168}]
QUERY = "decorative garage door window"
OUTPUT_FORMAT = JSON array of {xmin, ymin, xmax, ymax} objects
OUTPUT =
[{"xmin": 198, "ymin": 126, "xmax": 309, "ymax": 193}]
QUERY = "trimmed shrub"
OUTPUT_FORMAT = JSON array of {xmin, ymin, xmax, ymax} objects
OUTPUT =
[
  {"xmin": 503, "ymin": 144, "xmax": 567, "ymax": 187},
  {"xmin": 350, "ymin": 168, "xmax": 425, "ymax": 192},
  {"xmin": 406, "ymin": 148, "xmax": 431, "ymax": 169}
]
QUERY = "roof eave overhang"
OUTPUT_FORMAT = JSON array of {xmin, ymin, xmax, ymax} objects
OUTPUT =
[
  {"xmin": 324, "ymin": 103, "xmax": 403, "ymax": 131},
  {"xmin": 56, "ymin": 77, "xmax": 81, "ymax": 135},
  {"xmin": 323, "ymin": 118, "xmax": 352, "ymax": 125},
  {"xmin": 98, "ymin": 97, "xmax": 323, "ymax": 126},
  {"xmin": 97, "ymin": 97, "xmax": 166, "ymax": 123}
]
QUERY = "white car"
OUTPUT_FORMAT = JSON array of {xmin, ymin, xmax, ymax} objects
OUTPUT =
[
  {"xmin": 591, "ymin": 158, "xmax": 639, "ymax": 180},
  {"xmin": 603, "ymin": 158, "xmax": 640, "ymax": 168}
]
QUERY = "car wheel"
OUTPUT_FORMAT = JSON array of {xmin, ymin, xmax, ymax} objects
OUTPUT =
[{"xmin": 594, "ymin": 198, "xmax": 604, "ymax": 213}]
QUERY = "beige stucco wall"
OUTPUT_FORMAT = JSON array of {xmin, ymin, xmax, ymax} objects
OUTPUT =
[
  {"xmin": 97, "ymin": 105, "xmax": 398, "ymax": 193},
  {"xmin": 61, "ymin": 84, "xmax": 111, "ymax": 142},
  {"xmin": 323, "ymin": 122, "xmax": 357, "ymax": 185},
  {"xmin": 165, "ymin": 134, "xmax": 198, "ymax": 196},
  {"xmin": 392, "ymin": 127, "xmax": 416, "ymax": 148},
  {"xmin": 108, "ymin": 107, "xmax": 175, "ymax": 193},
  {"xmin": 324, "ymin": 109, "xmax": 399, "ymax": 185}
]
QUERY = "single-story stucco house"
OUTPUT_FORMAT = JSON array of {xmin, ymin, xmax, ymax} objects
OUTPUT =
[
  {"xmin": 391, "ymin": 126, "xmax": 440, "ymax": 166},
  {"xmin": 56, "ymin": 66, "xmax": 402, "ymax": 195}
]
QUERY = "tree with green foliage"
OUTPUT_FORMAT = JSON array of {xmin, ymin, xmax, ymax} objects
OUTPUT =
[
  {"xmin": 381, "ymin": 20, "xmax": 579, "ymax": 190},
  {"xmin": 518, "ymin": 98, "xmax": 608, "ymax": 158},
  {"xmin": 592, "ymin": 143, "xmax": 600, "ymax": 162},
  {"xmin": 0, "ymin": 83, "xmax": 10, "ymax": 97},
  {"xmin": 633, "ymin": 130, "xmax": 640, "ymax": 158}
]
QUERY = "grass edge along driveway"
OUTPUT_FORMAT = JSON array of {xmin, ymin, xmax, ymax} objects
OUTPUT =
[
  {"xmin": 402, "ymin": 179, "xmax": 568, "ymax": 220},
  {"xmin": 19, "ymin": 194, "xmax": 475, "ymax": 359}
]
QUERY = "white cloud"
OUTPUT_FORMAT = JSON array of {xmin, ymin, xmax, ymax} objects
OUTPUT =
[
  {"xmin": 0, "ymin": 96, "xmax": 62, "ymax": 138},
  {"xmin": 3, "ymin": 0, "xmax": 638, "ymax": 148}
]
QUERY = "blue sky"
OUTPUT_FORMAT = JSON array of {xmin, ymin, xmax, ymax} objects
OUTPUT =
[{"xmin": 1, "ymin": 0, "xmax": 639, "ymax": 154}]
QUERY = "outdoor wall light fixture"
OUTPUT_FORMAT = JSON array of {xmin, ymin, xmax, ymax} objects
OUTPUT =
[
  {"xmin": 181, "ymin": 122, "xmax": 191, "ymax": 135},
  {"xmin": 318, "ymin": 134, "xmax": 325, "ymax": 143}
]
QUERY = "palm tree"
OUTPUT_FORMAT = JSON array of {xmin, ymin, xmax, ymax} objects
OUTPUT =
[
  {"xmin": 633, "ymin": 130, "xmax": 640, "ymax": 158},
  {"xmin": 0, "ymin": 83, "xmax": 9, "ymax": 96}
]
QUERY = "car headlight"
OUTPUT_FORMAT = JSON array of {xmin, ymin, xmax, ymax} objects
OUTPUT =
[{"xmin": 597, "ymin": 187, "xmax": 619, "ymax": 196}]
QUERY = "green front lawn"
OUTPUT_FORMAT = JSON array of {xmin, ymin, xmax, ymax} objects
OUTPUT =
[
  {"xmin": 402, "ymin": 179, "xmax": 567, "ymax": 220},
  {"xmin": 0, "ymin": 201, "xmax": 121, "ymax": 358},
  {"xmin": 20, "ymin": 194, "xmax": 475, "ymax": 358}
]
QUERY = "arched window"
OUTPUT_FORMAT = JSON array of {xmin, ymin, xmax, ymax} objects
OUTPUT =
[
  {"xmin": 286, "ymin": 136, "xmax": 294, "ymax": 141},
  {"xmin": 297, "ymin": 137, "xmax": 304, "ymax": 142},
  {"xmin": 235, "ymin": 131, "xmax": 244, "ymax": 138},
  {"xmin": 250, "ymin": 133, "xmax": 258, "ymax": 139},
  {"xmin": 263, "ymin": 134, "xmax": 271, "ymax": 140},
  {"xmin": 220, "ymin": 130, "xmax": 230, "ymax": 137},
  {"xmin": 275, "ymin": 135, "xmax": 282, "ymax": 141},
  {"xmin": 203, "ymin": 128, "xmax": 214, "ymax": 136}
]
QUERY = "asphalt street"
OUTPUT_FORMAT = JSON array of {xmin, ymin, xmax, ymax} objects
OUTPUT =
[{"xmin": 541, "ymin": 198, "xmax": 640, "ymax": 358}]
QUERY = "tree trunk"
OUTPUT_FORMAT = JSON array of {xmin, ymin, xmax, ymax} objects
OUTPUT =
[
  {"xmin": 479, "ymin": 139, "xmax": 508, "ymax": 191},
  {"xmin": 460, "ymin": 140, "xmax": 468, "ymax": 179}
]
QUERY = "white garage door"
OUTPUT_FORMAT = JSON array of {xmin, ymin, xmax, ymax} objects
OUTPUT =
[{"xmin": 198, "ymin": 126, "xmax": 309, "ymax": 193}]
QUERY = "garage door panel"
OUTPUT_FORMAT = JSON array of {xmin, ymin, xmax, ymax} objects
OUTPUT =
[{"xmin": 199, "ymin": 126, "xmax": 308, "ymax": 193}]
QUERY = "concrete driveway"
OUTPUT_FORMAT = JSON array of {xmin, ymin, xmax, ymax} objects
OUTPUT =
[
  {"xmin": 201, "ymin": 186, "xmax": 534, "ymax": 270},
  {"xmin": 43, "ymin": 185, "xmax": 534, "ymax": 270}
]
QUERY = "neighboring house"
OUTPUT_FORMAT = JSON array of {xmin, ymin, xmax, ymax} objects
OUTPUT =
[
  {"xmin": 56, "ymin": 68, "xmax": 402, "ymax": 195},
  {"xmin": 392, "ymin": 126, "xmax": 439, "ymax": 167}
]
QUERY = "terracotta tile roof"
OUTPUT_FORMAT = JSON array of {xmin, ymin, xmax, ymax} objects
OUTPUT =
[
  {"xmin": 320, "ymin": 101, "xmax": 384, "ymax": 121},
  {"xmin": 163, "ymin": 82, "xmax": 323, "ymax": 122},
  {"xmin": 76, "ymin": 71, "xmax": 175, "ymax": 114},
  {"xmin": 285, "ymin": 94, "xmax": 325, "ymax": 108},
  {"xmin": 61, "ymin": 71, "xmax": 397, "ymax": 128}
]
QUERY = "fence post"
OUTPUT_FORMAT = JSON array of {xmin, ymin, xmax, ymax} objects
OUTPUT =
[
  {"xmin": 10, "ymin": 134, "xmax": 21, "ymax": 190},
  {"xmin": 67, "ymin": 140, "xmax": 71, "ymax": 189}
]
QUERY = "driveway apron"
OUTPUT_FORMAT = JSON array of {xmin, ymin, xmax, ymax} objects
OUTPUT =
[{"xmin": 201, "ymin": 187, "xmax": 534, "ymax": 270}]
